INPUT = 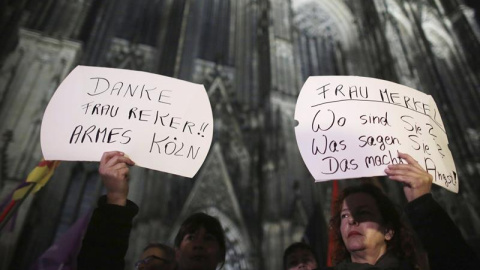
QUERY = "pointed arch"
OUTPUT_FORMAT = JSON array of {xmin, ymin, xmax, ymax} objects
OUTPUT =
[
  {"xmin": 169, "ymin": 143, "xmax": 253, "ymax": 270},
  {"xmin": 292, "ymin": 0, "xmax": 357, "ymax": 49}
]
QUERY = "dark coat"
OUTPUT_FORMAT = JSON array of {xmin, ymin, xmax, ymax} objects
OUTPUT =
[
  {"xmin": 77, "ymin": 195, "xmax": 139, "ymax": 270},
  {"xmin": 404, "ymin": 193, "xmax": 479, "ymax": 270},
  {"xmin": 320, "ymin": 193, "xmax": 479, "ymax": 270},
  {"xmin": 320, "ymin": 252, "xmax": 415, "ymax": 270}
]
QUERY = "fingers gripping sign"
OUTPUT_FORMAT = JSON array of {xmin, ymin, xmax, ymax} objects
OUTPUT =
[
  {"xmin": 99, "ymin": 151, "xmax": 135, "ymax": 206},
  {"xmin": 384, "ymin": 152, "xmax": 433, "ymax": 202}
]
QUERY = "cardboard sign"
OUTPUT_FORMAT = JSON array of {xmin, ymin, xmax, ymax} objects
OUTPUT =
[
  {"xmin": 41, "ymin": 65, "xmax": 213, "ymax": 178},
  {"xmin": 294, "ymin": 76, "xmax": 458, "ymax": 193}
]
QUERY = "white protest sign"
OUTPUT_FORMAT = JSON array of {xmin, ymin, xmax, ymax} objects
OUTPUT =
[
  {"xmin": 41, "ymin": 65, "xmax": 213, "ymax": 178},
  {"xmin": 294, "ymin": 76, "xmax": 458, "ymax": 193}
]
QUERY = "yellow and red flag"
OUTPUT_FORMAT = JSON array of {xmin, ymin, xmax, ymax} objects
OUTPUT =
[
  {"xmin": 12, "ymin": 160, "xmax": 60, "ymax": 200},
  {"xmin": 0, "ymin": 160, "xmax": 60, "ymax": 225}
]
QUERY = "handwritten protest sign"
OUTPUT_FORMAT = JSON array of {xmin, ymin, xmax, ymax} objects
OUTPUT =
[
  {"xmin": 41, "ymin": 65, "xmax": 213, "ymax": 178},
  {"xmin": 294, "ymin": 76, "xmax": 458, "ymax": 193}
]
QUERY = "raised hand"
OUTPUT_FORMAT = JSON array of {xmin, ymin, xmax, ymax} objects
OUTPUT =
[
  {"xmin": 99, "ymin": 151, "xmax": 135, "ymax": 206},
  {"xmin": 384, "ymin": 152, "xmax": 433, "ymax": 202}
]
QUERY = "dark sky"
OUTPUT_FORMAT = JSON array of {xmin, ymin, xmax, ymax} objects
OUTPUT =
[
  {"xmin": 464, "ymin": 0, "xmax": 480, "ymax": 13},
  {"xmin": 464, "ymin": 0, "xmax": 478, "ymax": 7},
  {"xmin": 464, "ymin": 0, "xmax": 480, "ymax": 24}
]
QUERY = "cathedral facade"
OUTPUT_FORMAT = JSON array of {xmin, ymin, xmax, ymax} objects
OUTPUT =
[{"xmin": 1, "ymin": 0, "xmax": 479, "ymax": 269}]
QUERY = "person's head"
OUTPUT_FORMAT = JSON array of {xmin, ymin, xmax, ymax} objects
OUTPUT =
[
  {"xmin": 174, "ymin": 212, "xmax": 226, "ymax": 270},
  {"xmin": 135, "ymin": 243, "xmax": 176, "ymax": 270},
  {"xmin": 283, "ymin": 242, "xmax": 318, "ymax": 270},
  {"xmin": 329, "ymin": 183, "xmax": 415, "ymax": 265}
]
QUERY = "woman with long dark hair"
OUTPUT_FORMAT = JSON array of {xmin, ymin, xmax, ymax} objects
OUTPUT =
[
  {"xmin": 326, "ymin": 152, "xmax": 478, "ymax": 270},
  {"xmin": 329, "ymin": 183, "xmax": 417, "ymax": 269}
]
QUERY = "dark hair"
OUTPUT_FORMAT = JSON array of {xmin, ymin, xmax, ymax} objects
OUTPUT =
[
  {"xmin": 283, "ymin": 242, "xmax": 318, "ymax": 270},
  {"xmin": 329, "ymin": 183, "xmax": 416, "ymax": 265},
  {"xmin": 143, "ymin": 242, "xmax": 175, "ymax": 260},
  {"xmin": 174, "ymin": 212, "xmax": 226, "ymax": 263}
]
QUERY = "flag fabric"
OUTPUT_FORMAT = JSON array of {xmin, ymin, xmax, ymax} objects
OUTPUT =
[
  {"xmin": 327, "ymin": 180, "xmax": 339, "ymax": 266},
  {"xmin": 30, "ymin": 212, "xmax": 92, "ymax": 270},
  {"xmin": 12, "ymin": 160, "xmax": 60, "ymax": 200},
  {"xmin": 0, "ymin": 160, "xmax": 60, "ymax": 229},
  {"xmin": 0, "ymin": 200, "xmax": 16, "ymax": 225},
  {"xmin": 0, "ymin": 181, "xmax": 29, "ymax": 227}
]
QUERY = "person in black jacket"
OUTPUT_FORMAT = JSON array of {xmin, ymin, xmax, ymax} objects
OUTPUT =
[
  {"xmin": 329, "ymin": 183, "xmax": 417, "ymax": 269},
  {"xmin": 77, "ymin": 151, "xmax": 138, "ymax": 270},
  {"xmin": 77, "ymin": 151, "xmax": 226, "ymax": 270},
  {"xmin": 385, "ymin": 152, "xmax": 479, "ymax": 270},
  {"xmin": 326, "ymin": 152, "xmax": 478, "ymax": 270}
]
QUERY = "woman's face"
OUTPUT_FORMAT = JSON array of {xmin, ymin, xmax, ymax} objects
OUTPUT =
[
  {"xmin": 340, "ymin": 193, "xmax": 393, "ymax": 261},
  {"xmin": 285, "ymin": 248, "xmax": 318, "ymax": 270},
  {"xmin": 176, "ymin": 226, "xmax": 221, "ymax": 270}
]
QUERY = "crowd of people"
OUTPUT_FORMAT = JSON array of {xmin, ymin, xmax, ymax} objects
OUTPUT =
[{"xmin": 76, "ymin": 151, "xmax": 479, "ymax": 270}]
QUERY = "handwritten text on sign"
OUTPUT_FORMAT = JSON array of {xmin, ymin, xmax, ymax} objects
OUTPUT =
[
  {"xmin": 41, "ymin": 65, "xmax": 213, "ymax": 178},
  {"xmin": 294, "ymin": 76, "xmax": 458, "ymax": 193}
]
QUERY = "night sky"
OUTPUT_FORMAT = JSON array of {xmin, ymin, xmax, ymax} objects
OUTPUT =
[
  {"xmin": 464, "ymin": 0, "xmax": 479, "ymax": 9},
  {"xmin": 464, "ymin": 0, "xmax": 480, "ymax": 23}
]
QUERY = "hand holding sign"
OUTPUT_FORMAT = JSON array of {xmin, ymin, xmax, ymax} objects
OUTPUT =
[
  {"xmin": 385, "ymin": 152, "xmax": 433, "ymax": 202},
  {"xmin": 99, "ymin": 151, "xmax": 134, "ymax": 206},
  {"xmin": 294, "ymin": 76, "xmax": 458, "ymax": 192},
  {"xmin": 41, "ymin": 66, "xmax": 213, "ymax": 178}
]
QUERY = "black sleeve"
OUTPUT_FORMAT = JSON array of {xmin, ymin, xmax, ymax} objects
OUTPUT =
[
  {"xmin": 405, "ymin": 193, "xmax": 479, "ymax": 270},
  {"xmin": 77, "ymin": 195, "xmax": 139, "ymax": 270}
]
